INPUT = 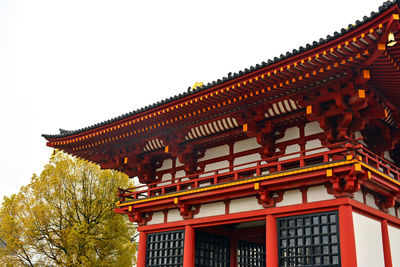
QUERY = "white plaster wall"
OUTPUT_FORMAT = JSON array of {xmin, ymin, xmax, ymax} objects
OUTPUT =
[
  {"xmin": 158, "ymin": 173, "xmax": 172, "ymax": 186},
  {"xmin": 388, "ymin": 207, "xmax": 396, "ymax": 217},
  {"xmin": 234, "ymin": 137, "xmax": 261, "ymax": 153},
  {"xmin": 278, "ymin": 144, "xmax": 300, "ymax": 161},
  {"xmin": 137, "ymin": 185, "xmax": 148, "ymax": 198},
  {"xmin": 176, "ymin": 159, "xmax": 183, "ymax": 167},
  {"xmin": 167, "ymin": 208, "xmax": 182, "ymax": 222},
  {"xmin": 384, "ymin": 151, "xmax": 394, "ymax": 163},
  {"xmin": 305, "ymin": 139, "xmax": 329, "ymax": 155},
  {"xmin": 198, "ymin": 181, "xmax": 211, "ymax": 187},
  {"xmin": 276, "ymin": 126, "xmax": 300, "ymax": 143},
  {"xmin": 198, "ymin": 161, "xmax": 229, "ymax": 179},
  {"xmin": 276, "ymin": 189, "xmax": 302, "ymax": 207},
  {"xmin": 355, "ymin": 131, "xmax": 367, "ymax": 147},
  {"xmin": 194, "ymin": 202, "xmax": 225, "ymax": 218},
  {"xmin": 147, "ymin": 211, "xmax": 164, "ymax": 225},
  {"xmin": 233, "ymin": 153, "xmax": 261, "ymax": 171},
  {"xmin": 230, "ymin": 196, "xmax": 263, "ymax": 213},
  {"xmin": 202, "ymin": 161, "xmax": 230, "ymax": 175},
  {"xmin": 162, "ymin": 173, "xmax": 172, "ymax": 181},
  {"xmin": 175, "ymin": 170, "xmax": 186, "ymax": 179},
  {"xmin": 389, "ymin": 225, "xmax": 400, "ymax": 266},
  {"xmin": 307, "ymin": 185, "xmax": 335, "ymax": 202},
  {"xmin": 366, "ymin": 192, "xmax": 379, "ymax": 210},
  {"xmin": 304, "ymin": 121, "xmax": 323, "ymax": 136},
  {"xmin": 157, "ymin": 158, "xmax": 173, "ymax": 171},
  {"xmin": 353, "ymin": 191, "xmax": 364, "ymax": 203},
  {"xmin": 352, "ymin": 212, "xmax": 385, "ymax": 267},
  {"xmin": 199, "ymin": 145, "xmax": 229, "ymax": 162}
]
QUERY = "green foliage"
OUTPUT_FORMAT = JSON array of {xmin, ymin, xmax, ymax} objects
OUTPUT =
[{"xmin": 0, "ymin": 151, "xmax": 137, "ymax": 266}]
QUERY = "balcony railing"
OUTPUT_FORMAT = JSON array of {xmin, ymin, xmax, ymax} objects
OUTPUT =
[{"xmin": 117, "ymin": 140, "xmax": 400, "ymax": 204}]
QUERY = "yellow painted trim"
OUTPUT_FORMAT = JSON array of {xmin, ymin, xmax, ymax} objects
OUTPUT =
[
  {"xmin": 117, "ymin": 160, "xmax": 357, "ymax": 207},
  {"xmin": 363, "ymin": 70, "xmax": 370, "ymax": 79},
  {"xmin": 354, "ymin": 163, "xmax": 362, "ymax": 171},
  {"xmin": 306, "ymin": 105, "xmax": 312, "ymax": 114},
  {"xmin": 254, "ymin": 183, "xmax": 260, "ymax": 190},
  {"xmin": 358, "ymin": 89, "xmax": 365, "ymax": 99},
  {"xmin": 378, "ymin": 43, "xmax": 386, "ymax": 51},
  {"xmin": 326, "ymin": 169, "xmax": 333, "ymax": 177}
]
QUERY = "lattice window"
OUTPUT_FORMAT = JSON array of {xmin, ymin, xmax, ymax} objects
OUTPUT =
[
  {"xmin": 195, "ymin": 231, "xmax": 230, "ymax": 267},
  {"xmin": 238, "ymin": 240, "xmax": 266, "ymax": 267},
  {"xmin": 277, "ymin": 211, "xmax": 340, "ymax": 267},
  {"xmin": 146, "ymin": 230, "xmax": 184, "ymax": 267}
]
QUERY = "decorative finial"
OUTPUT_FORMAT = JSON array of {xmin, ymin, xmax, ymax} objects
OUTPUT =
[{"xmin": 191, "ymin": 82, "xmax": 203, "ymax": 90}]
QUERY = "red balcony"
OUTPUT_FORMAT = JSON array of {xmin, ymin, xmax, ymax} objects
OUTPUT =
[{"xmin": 117, "ymin": 140, "xmax": 400, "ymax": 208}]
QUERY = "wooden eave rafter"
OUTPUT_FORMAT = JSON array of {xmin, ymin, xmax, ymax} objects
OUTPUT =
[
  {"xmin": 45, "ymin": 6, "xmax": 400, "ymax": 163},
  {"xmin": 369, "ymin": 46, "xmax": 400, "ymax": 105}
]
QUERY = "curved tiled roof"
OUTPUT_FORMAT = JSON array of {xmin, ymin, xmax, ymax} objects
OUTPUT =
[{"xmin": 43, "ymin": 0, "xmax": 399, "ymax": 139}]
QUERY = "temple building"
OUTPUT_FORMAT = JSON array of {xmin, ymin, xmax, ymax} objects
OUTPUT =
[{"xmin": 43, "ymin": 1, "xmax": 400, "ymax": 266}]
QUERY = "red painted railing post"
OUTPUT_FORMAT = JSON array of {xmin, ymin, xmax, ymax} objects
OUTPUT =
[
  {"xmin": 137, "ymin": 231, "xmax": 147, "ymax": 267},
  {"xmin": 300, "ymin": 158, "xmax": 305, "ymax": 167},
  {"xmin": 183, "ymin": 225, "xmax": 195, "ymax": 267}
]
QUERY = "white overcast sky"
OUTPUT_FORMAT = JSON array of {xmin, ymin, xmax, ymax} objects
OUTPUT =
[{"xmin": 0, "ymin": 0, "xmax": 387, "ymax": 200}]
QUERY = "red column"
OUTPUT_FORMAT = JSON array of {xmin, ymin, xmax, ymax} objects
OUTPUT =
[
  {"xmin": 183, "ymin": 225, "xmax": 195, "ymax": 267},
  {"xmin": 137, "ymin": 231, "xmax": 147, "ymax": 267},
  {"xmin": 266, "ymin": 214, "xmax": 278, "ymax": 267},
  {"xmin": 381, "ymin": 219, "xmax": 393, "ymax": 267},
  {"xmin": 230, "ymin": 237, "xmax": 238, "ymax": 267},
  {"xmin": 339, "ymin": 205, "xmax": 357, "ymax": 267}
]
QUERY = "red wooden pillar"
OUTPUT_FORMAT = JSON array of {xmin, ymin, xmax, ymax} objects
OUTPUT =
[
  {"xmin": 338, "ymin": 205, "xmax": 357, "ymax": 267},
  {"xmin": 137, "ymin": 231, "xmax": 147, "ymax": 267},
  {"xmin": 230, "ymin": 237, "xmax": 238, "ymax": 267},
  {"xmin": 266, "ymin": 214, "xmax": 278, "ymax": 267},
  {"xmin": 381, "ymin": 219, "xmax": 393, "ymax": 267},
  {"xmin": 183, "ymin": 225, "xmax": 195, "ymax": 267}
]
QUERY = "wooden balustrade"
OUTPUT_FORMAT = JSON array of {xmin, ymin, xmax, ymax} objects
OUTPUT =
[{"xmin": 117, "ymin": 141, "xmax": 400, "ymax": 203}]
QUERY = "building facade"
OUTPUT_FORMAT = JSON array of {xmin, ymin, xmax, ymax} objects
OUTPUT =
[{"xmin": 44, "ymin": 2, "xmax": 400, "ymax": 266}]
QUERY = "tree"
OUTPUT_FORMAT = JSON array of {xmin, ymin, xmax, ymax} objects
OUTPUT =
[{"xmin": 0, "ymin": 151, "xmax": 137, "ymax": 266}]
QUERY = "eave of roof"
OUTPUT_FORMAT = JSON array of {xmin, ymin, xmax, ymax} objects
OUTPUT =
[{"xmin": 43, "ymin": 0, "xmax": 400, "ymax": 140}]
